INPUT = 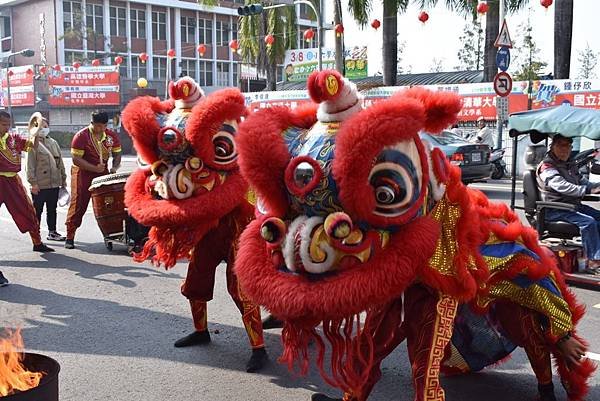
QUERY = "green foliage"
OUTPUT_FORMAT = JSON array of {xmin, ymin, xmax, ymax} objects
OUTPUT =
[
  {"xmin": 577, "ymin": 43, "xmax": 598, "ymax": 79},
  {"xmin": 456, "ymin": 19, "xmax": 483, "ymax": 71},
  {"xmin": 512, "ymin": 24, "xmax": 548, "ymax": 81}
]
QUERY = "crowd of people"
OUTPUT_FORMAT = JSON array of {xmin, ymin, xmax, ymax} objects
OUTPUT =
[{"xmin": 0, "ymin": 110, "xmax": 121, "ymax": 286}]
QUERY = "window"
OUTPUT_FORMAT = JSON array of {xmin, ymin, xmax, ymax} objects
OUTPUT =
[
  {"xmin": 1, "ymin": 16, "xmax": 11, "ymax": 38},
  {"xmin": 199, "ymin": 61, "xmax": 213, "ymax": 87},
  {"xmin": 130, "ymin": 9, "xmax": 146, "ymax": 39},
  {"xmin": 232, "ymin": 62, "xmax": 239, "ymax": 86},
  {"xmin": 180, "ymin": 59, "xmax": 196, "ymax": 79},
  {"xmin": 216, "ymin": 20, "xmax": 229, "ymax": 46},
  {"xmin": 299, "ymin": 3, "xmax": 317, "ymax": 20},
  {"xmin": 131, "ymin": 56, "xmax": 147, "ymax": 79},
  {"xmin": 63, "ymin": 0, "xmax": 82, "ymax": 32},
  {"xmin": 216, "ymin": 62, "xmax": 229, "ymax": 86},
  {"xmin": 180, "ymin": 16, "xmax": 196, "ymax": 43},
  {"xmin": 231, "ymin": 22, "xmax": 238, "ymax": 41},
  {"xmin": 86, "ymin": 4, "xmax": 104, "ymax": 35},
  {"xmin": 153, "ymin": 56, "xmax": 167, "ymax": 79},
  {"xmin": 198, "ymin": 18, "xmax": 212, "ymax": 45},
  {"xmin": 152, "ymin": 11, "xmax": 166, "ymax": 41},
  {"xmin": 109, "ymin": 6, "xmax": 126, "ymax": 36},
  {"xmin": 64, "ymin": 50, "xmax": 85, "ymax": 64}
]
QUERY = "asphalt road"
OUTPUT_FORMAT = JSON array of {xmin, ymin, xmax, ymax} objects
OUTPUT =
[{"xmin": 1, "ymin": 158, "xmax": 599, "ymax": 401}]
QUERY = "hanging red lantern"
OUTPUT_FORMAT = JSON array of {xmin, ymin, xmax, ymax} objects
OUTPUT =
[
  {"xmin": 477, "ymin": 2, "xmax": 489, "ymax": 14},
  {"xmin": 72, "ymin": 61, "xmax": 81, "ymax": 70},
  {"xmin": 26, "ymin": 67, "xmax": 34, "ymax": 75},
  {"xmin": 540, "ymin": 0, "xmax": 553, "ymax": 9},
  {"xmin": 7, "ymin": 70, "xmax": 14, "ymax": 77},
  {"xmin": 229, "ymin": 39, "xmax": 239, "ymax": 51},
  {"xmin": 371, "ymin": 19, "xmax": 381, "ymax": 30},
  {"xmin": 167, "ymin": 48, "xmax": 176, "ymax": 58},
  {"xmin": 53, "ymin": 64, "xmax": 61, "ymax": 72},
  {"xmin": 418, "ymin": 11, "xmax": 429, "ymax": 23},
  {"xmin": 303, "ymin": 28, "xmax": 314, "ymax": 42},
  {"xmin": 265, "ymin": 34, "xmax": 275, "ymax": 47},
  {"xmin": 197, "ymin": 44, "xmax": 207, "ymax": 57},
  {"xmin": 39, "ymin": 65, "xmax": 47, "ymax": 75},
  {"xmin": 139, "ymin": 52, "xmax": 149, "ymax": 63},
  {"xmin": 115, "ymin": 56, "xmax": 124, "ymax": 65},
  {"xmin": 334, "ymin": 24, "xmax": 344, "ymax": 38},
  {"xmin": 91, "ymin": 59, "xmax": 101, "ymax": 67}
]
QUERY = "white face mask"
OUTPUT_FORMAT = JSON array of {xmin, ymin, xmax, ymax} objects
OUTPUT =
[{"xmin": 39, "ymin": 127, "xmax": 50, "ymax": 137}]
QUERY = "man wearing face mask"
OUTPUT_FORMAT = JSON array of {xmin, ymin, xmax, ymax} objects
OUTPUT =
[{"xmin": 26, "ymin": 113, "xmax": 68, "ymax": 241}]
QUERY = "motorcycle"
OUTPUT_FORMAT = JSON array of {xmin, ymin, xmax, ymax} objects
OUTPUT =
[{"xmin": 490, "ymin": 148, "xmax": 507, "ymax": 179}]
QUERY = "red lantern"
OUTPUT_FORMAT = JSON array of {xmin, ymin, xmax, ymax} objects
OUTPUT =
[
  {"xmin": 167, "ymin": 48, "xmax": 176, "ymax": 58},
  {"xmin": 53, "ymin": 64, "xmax": 61, "ymax": 72},
  {"xmin": 229, "ymin": 39, "xmax": 239, "ymax": 51},
  {"xmin": 334, "ymin": 24, "xmax": 344, "ymax": 38},
  {"xmin": 7, "ymin": 70, "xmax": 14, "ymax": 77},
  {"xmin": 39, "ymin": 65, "xmax": 47, "ymax": 75},
  {"xmin": 265, "ymin": 34, "xmax": 275, "ymax": 47},
  {"xmin": 418, "ymin": 11, "xmax": 429, "ymax": 23},
  {"xmin": 303, "ymin": 28, "xmax": 314, "ymax": 42},
  {"xmin": 91, "ymin": 59, "xmax": 101, "ymax": 67},
  {"xmin": 26, "ymin": 68, "xmax": 34, "ymax": 75},
  {"xmin": 139, "ymin": 52, "xmax": 149, "ymax": 63},
  {"xmin": 72, "ymin": 61, "xmax": 81, "ymax": 70},
  {"xmin": 371, "ymin": 19, "xmax": 381, "ymax": 30},
  {"xmin": 115, "ymin": 56, "xmax": 123, "ymax": 65},
  {"xmin": 540, "ymin": 0, "xmax": 553, "ymax": 9},
  {"xmin": 197, "ymin": 44, "xmax": 206, "ymax": 57},
  {"xmin": 477, "ymin": 2, "xmax": 489, "ymax": 14}
]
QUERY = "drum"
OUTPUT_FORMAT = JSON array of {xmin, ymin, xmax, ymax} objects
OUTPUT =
[{"xmin": 89, "ymin": 172, "xmax": 130, "ymax": 238}]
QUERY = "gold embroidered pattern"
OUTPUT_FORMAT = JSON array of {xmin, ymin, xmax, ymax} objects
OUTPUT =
[{"xmin": 427, "ymin": 197, "xmax": 465, "ymax": 276}]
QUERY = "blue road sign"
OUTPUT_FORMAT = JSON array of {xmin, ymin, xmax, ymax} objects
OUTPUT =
[{"xmin": 496, "ymin": 47, "xmax": 510, "ymax": 72}]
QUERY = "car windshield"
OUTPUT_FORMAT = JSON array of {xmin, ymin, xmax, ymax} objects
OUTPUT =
[{"xmin": 421, "ymin": 131, "xmax": 467, "ymax": 145}]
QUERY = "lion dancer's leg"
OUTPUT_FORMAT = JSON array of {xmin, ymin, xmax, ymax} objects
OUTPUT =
[
  {"xmin": 226, "ymin": 262, "xmax": 267, "ymax": 372},
  {"xmin": 404, "ymin": 285, "xmax": 457, "ymax": 401}
]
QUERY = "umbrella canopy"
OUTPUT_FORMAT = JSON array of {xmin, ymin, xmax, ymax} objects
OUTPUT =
[{"xmin": 508, "ymin": 105, "xmax": 600, "ymax": 143}]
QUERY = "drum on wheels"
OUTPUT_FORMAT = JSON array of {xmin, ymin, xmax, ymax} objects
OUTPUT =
[{"xmin": 89, "ymin": 172, "xmax": 149, "ymax": 253}]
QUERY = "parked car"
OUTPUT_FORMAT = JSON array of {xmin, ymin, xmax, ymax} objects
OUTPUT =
[{"xmin": 420, "ymin": 131, "xmax": 493, "ymax": 184}]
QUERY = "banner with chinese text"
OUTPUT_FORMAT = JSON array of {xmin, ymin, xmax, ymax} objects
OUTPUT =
[
  {"xmin": 0, "ymin": 65, "xmax": 35, "ymax": 107},
  {"xmin": 283, "ymin": 47, "xmax": 368, "ymax": 82},
  {"xmin": 48, "ymin": 65, "xmax": 120, "ymax": 106}
]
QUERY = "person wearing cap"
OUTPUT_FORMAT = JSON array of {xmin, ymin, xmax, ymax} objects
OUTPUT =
[
  {"xmin": 0, "ymin": 110, "xmax": 55, "ymax": 286},
  {"xmin": 537, "ymin": 134, "xmax": 600, "ymax": 271},
  {"xmin": 65, "ymin": 110, "xmax": 121, "ymax": 249},
  {"xmin": 470, "ymin": 116, "xmax": 495, "ymax": 148},
  {"xmin": 26, "ymin": 113, "xmax": 67, "ymax": 241}
]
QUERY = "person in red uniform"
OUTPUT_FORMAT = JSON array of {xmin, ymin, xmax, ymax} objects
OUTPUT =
[
  {"xmin": 0, "ymin": 111, "xmax": 54, "ymax": 287},
  {"xmin": 65, "ymin": 111, "xmax": 121, "ymax": 249}
]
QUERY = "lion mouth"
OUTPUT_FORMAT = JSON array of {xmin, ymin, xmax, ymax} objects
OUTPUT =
[
  {"xmin": 266, "ymin": 214, "xmax": 389, "ymax": 275},
  {"xmin": 147, "ymin": 161, "xmax": 225, "ymax": 200}
]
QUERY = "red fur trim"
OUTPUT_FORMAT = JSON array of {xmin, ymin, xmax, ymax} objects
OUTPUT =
[
  {"xmin": 307, "ymin": 70, "xmax": 343, "ymax": 103},
  {"xmin": 184, "ymin": 88, "xmax": 246, "ymax": 168},
  {"xmin": 396, "ymin": 86, "xmax": 462, "ymax": 133},
  {"xmin": 431, "ymin": 147, "xmax": 449, "ymax": 183},
  {"xmin": 235, "ymin": 216, "xmax": 439, "ymax": 322},
  {"xmin": 121, "ymin": 96, "xmax": 174, "ymax": 164},
  {"xmin": 552, "ymin": 333, "xmax": 596, "ymax": 401},
  {"xmin": 284, "ymin": 156, "xmax": 324, "ymax": 197},
  {"xmin": 333, "ymin": 98, "xmax": 428, "ymax": 226}
]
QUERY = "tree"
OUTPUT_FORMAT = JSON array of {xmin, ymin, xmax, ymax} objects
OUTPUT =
[
  {"xmin": 429, "ymin": 57, "xmax": 445, "ymax": 72},
  {"xmin": 554, "ymin": 0, "xmax": 573, "ymax": 79},
  {"xmin": 333, "ymin": 0, "xmax": 345, "ymax": 73},
  {"xmin": 512, "ymin": 24, "xmax": 548, "ymax": 82},
  {"xmin": 397, "ymin": 40, "xmax": 408, "ymax": 73},
  {"xmin": 348, "ymin": 0, "xmax": 410, "ymax": 86},
  {"xmin": 455, "ymin": 19, "xmax": 483, "ymax": 70},
  {"xmin": 577, "ymin": 43, "xmax": 599, "ymax": 79}
]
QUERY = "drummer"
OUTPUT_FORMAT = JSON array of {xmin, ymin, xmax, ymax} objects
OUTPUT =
[{"xmin": 65, "ymin": 111, "xmax": 121, "ymax": 249}]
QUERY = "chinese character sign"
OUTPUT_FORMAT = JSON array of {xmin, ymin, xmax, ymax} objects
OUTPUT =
[
  {"xmin": 0, "ymin": 65, "xmax": 35, "ymax": 107},
  {"xmin": 48, "ymin": 65, "xmax": 120, "ymax": 106},
  {"xmin": 284, "ymin": 47, "xmax": 368, "ymax": 82}
]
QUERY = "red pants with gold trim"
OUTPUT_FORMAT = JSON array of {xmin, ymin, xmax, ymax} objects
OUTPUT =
[
  {"xmin": 66, "ymin": 166, "xmax": 103, "ymax": 240},
  {"xmin": 0, "ymin": 175, "xmax": 41, "ymax": 244},
  {"xmin": 346, "ymin": 285, "xmax": 457, "ymax": 401},
  {"xmin": 180, "ymin": 211, "xmax": 264, "ymax": 349}
]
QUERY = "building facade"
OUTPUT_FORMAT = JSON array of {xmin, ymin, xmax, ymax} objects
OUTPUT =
[{"xmin": 0, "ymin": 0, "xmax": 323, "ymax": 130}]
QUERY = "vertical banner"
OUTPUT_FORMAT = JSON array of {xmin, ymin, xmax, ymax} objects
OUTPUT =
[{"xmin": 48, "ymin": 65, "xmax": 121, "ymax": 106}]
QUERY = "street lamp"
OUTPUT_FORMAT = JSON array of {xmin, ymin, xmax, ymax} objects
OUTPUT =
[
  {"xmin": 4, "ymin": 48, "xmax": 35, "ymax": 128},
  {"xmin": 238, "ymin": 1, "xmax": 322, "ymax": 71}
]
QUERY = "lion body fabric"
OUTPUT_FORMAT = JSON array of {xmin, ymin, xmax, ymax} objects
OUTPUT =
[{"xmin": 234, "ymin": 70, "xmax": 595, "ymax": 401}]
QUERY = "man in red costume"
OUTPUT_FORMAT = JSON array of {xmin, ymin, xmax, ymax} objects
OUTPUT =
[
  {"xmin": 65, "ymin": 111, "xmax": 121, "ymax": 248},
  {"xmin": 122, "ymin": 77, "xmax": 267, "ymax": 372},
  {"xmin": 234, "ymin": 70, "xmax": 595, "ymax": 401}
]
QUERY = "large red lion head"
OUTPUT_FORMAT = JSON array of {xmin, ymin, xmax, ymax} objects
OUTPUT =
[{"xmin": 122, "ymin": 77, "xmax": 247, "ymax": 267}]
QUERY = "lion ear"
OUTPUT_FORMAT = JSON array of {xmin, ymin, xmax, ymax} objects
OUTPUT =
[{"xmin": 397, "ymin": 87, "xmax": 462, "ymax": 133}]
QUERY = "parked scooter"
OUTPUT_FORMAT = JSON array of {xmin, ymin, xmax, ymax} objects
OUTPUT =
[{"xmin": 490, "ymin": 148, "xmax": 507, "ymax": 179}]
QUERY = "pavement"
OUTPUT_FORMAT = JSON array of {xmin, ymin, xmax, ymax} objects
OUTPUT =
[{"xmin": 1, "ymin": 158, "xmax": 599, "ymax": 401}]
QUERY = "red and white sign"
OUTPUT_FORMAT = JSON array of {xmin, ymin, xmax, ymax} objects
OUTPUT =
[
  {"xmin": 0, "ymin": 65, "xmax": 35, "ymax": 107},
  {"xmin": 48, "ymin": 65, "xmax": 120, "ymax": 107},
  {"xmin": 493, "ymin": 72, "xmax": 513, "ymax": 97},
  {"xmin": 494, "ymin": 19, "xmax": 513, "ymax": 48}
]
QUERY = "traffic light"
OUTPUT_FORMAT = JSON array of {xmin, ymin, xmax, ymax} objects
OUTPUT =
[{"xmin": 237, "ymin": 4, "xmax": 264, "ymax": 16}]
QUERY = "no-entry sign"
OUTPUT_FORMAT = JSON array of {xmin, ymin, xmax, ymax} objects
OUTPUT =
[{"xmin": 493, "ymin": 72, "xmax": 513, "ymax": 97}]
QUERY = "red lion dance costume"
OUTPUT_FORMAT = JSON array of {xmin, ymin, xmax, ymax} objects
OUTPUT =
[
  {"xmin": 122, "ymin": 77, "xmax": 267, "ymax": 372},
  {"xmin": 235, "ymin": 70, "xmax": 595, "ymax": 400}
]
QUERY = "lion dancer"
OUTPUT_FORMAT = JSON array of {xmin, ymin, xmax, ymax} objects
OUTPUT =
[{"xmin": 122, "ymin": 77, "xmax": 267, "ymax": 372}]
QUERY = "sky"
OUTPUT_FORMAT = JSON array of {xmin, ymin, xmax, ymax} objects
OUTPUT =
[{"xmin": 322, "ymin": 0, "xmax": 600, "ymax": 78}]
